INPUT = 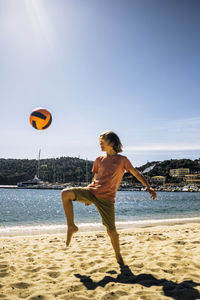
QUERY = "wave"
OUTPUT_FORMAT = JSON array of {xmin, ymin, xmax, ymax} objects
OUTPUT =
[{"xmin": 1, "ymin": 216, "xmax": 200, "ymax": 237}]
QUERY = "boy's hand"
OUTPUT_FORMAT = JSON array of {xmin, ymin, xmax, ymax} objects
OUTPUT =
[{"xmin": 147, "ymin": 187, "xmax": 157, "ymax": 200}]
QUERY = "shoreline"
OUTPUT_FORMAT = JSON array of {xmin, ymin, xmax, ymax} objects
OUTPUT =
[
  {"xmin": 0, "ymin": 185, "xmax": 200, "ymax": 192},
  {"xmin": 1, "ymin": 216, "xmax": 200, "ymax": 238}
]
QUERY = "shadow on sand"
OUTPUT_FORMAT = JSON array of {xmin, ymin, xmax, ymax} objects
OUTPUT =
[{"xmin": 74, "ymin": 264, "xmax": 200, "ymax": 300}]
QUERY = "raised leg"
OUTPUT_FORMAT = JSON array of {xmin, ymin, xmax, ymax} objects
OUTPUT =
[
  {"xmin": 106, "ymin": 228, "xmax": 125, "ymax": 266},
  {"xmin": 61, "ymin": 189, "xmax": 79, "ymax": 246}
]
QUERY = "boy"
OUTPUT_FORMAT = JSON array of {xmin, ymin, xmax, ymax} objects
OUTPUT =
[{"xmin": 61, "ymin": 131, "xmax": 156, "ymax": 266}]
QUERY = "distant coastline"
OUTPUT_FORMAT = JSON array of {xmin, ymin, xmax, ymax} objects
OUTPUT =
[{"xmin": 0, "ymin": 184, "xmax": 199, "ymax": 192}]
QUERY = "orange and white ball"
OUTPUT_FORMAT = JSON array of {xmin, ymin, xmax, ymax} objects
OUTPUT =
[{"xmin": 29, "ymin": 107, "xmax": 52, "ymax": 130}]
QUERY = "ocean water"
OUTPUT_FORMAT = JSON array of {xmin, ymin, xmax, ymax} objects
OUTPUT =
[{"xmin": 0, "ymin": 188, "xmax": 200, "ymax": 236}]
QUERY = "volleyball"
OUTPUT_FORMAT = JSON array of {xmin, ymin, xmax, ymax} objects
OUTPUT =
[{"xmin": 29, "ymin": 107, "xmax": 52, "ymax": 130}]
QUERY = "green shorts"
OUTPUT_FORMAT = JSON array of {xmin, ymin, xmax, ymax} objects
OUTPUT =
[{"xmin": 65, "ymin": 187, "xmax": 116, "ymax": 231}]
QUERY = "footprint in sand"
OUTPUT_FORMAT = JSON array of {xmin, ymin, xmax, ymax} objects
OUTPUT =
[
  {"xmin": 149, "ymin": 267, "xmax": 160, "ymax": 272},
  {"xmin": 192, "ymin": 240, "xmax": 200, "ymax": 244},
  {"xmin": 0, "ymin": 264, "xmax": 9, "ymax": 277},
  {"xmin": 0, "ymin": 272, "xmax": 8, "ymax": 277},
  {"xmin": 95, "ymin": 259, "xmax": 103, "ymax": 264},
  {"xmin": 26, "ymin": 253, "xmax": 33, "ymax": 257},
  {"xmin": 47, "ymin": 271, "xmax": 60, "ymax": 278},
  {"xmin": 0, "ymin": 264, "xmax": 8, "ymax": 270},
  {"xmin": 26, "ymin": 267, "xmax": 41, "ymax": 273},
  {"xmin": 55, "ymin": 258, "xmax": 63, "ymax": 262},
  {"xmin": 10, "ymin": 282, "xmax": 32, "ymax": 289},
  {"xmin": 85, "ymin": 261, "xmax": 96, "ymax": 267},
  {"xmin": 173, "ymin": 255, "xmax": 182, "ymax": 260},
  {"xmin": 10, "ymin": 266, "xmax": 16, "ymax": 272},
  {"xmin": 47, "ymin": 266, "xmax": 58, "ymax": 270},
  {"xmin": 156, "ymin": 261, "xmax": 166, "ymax": 267},
  {"xmin": 26, "ymin": 257, "xmax": 35, "ymax": 262},
  {"xmin": 28, "ymin": 294, "xmax": 49, "ymax": 300},
  {"xmin": 96, "ymin": 234, "xmax": 105, "ymax": 238},
  {"xmin": 90, "ymin": 266, "xmax": 108, "ymax": 273},
  {"xmin": 66, "ymin": 284, "xmax": 83, "ymax": 293},
  {"xmin": 175, "ymin": 240, "xmax": 186, "ymax": 245},
  {"xmin": 131, "ymin": 261, "xmax": 144, "ymax": 268},
  {"xmin": 100, "ymin": 290, "xmax": 128, "ymax": 300},
  {"xmin": 33, "ymin": 245, "xmax": 38, "ymax": 249}
]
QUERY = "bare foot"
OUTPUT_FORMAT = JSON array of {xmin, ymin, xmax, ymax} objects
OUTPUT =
[
  {"xmin": 116, "ymin": 254, "xmax": 125, "ymax": 266},
  {"xmin": 66, "ymin": 225, "xmax": 79, "ymax": 246}
]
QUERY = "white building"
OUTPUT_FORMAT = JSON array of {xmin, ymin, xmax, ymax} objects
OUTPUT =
[{"xmin": 170, "ymin": 168, "xmax": 190, "ymax": 178}]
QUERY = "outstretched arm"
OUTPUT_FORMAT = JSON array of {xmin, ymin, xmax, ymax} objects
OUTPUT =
[{"xmin": 128, "ymin": 167, "xmax": 157, "ymax": 200}]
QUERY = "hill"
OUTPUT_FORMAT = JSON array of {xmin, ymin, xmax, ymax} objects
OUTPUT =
[
  {"xmin": 0, "ymin": 157, "xmax": 199, "ymax": 185},
  {"xmin": 0, "ymin": 157, "xmax": 93, "ymax": 185}
]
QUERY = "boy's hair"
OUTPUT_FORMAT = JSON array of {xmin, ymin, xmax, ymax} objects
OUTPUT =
[{"xmin": 99, "ymin": 131, "xmax": 123, "ymax": 153}]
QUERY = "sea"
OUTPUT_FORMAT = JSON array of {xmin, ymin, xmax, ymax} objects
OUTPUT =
[{"xmin": 0, "ymin": 188, "xmax": 200, "ymax": 237}]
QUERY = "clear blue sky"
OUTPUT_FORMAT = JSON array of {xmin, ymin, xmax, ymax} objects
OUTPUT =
[{"xmin": 0, "ymin": 0, "xmax": 200, "ymax": 167}]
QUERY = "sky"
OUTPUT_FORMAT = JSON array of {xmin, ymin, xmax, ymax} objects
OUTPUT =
[{"xmin": 0, "ymin": 0, "xmax": 200, "ymax": 167}]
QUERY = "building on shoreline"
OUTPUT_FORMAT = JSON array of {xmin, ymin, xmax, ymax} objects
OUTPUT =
[
  {"xmin": 184, "ymin": 173, "xmax": 200, "ymax": 185},
  {"xmin": 151, "ymin": 176, "xmax": 166, "ymax": 185},
  {"xmin": 170, "ymin": 168, "xmax": 190, "ymax": 178}
]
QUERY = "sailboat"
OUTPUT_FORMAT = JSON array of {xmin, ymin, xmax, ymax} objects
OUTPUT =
[{"xmin": 17, "ymin": 149, "xmax": 44, "ymax": 187}]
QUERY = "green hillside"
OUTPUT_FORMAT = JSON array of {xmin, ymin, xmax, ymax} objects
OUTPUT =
[
  {"xmin": 0, "ymin": 157, "xmax": 93, "ymax": 185},
  {"xmin": 0, "ymin": 157, "xmax": 199, "ymax": 185}
]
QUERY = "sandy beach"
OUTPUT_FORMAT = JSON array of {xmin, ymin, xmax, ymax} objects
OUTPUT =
[{"xmin": 0, "ymin": 222, "xmax": 200, "ymax": 300}]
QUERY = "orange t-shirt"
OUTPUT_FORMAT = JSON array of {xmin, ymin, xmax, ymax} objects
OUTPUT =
[{"xmin": 87, "ymin": 153, "xmax": 134, "ymax": 203}]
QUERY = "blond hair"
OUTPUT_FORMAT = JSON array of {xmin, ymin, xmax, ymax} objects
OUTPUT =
[{"xmin": 99, "ymin": 131, "xmax": 123, "ymax": 153}]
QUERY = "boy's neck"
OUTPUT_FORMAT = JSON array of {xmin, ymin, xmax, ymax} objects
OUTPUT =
[{"xmin": 105, "ymin": 149, "xmax": 117, "ymax": 156}]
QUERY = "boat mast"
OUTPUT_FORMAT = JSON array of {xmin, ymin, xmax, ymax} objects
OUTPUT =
[
  {"xmin": 86, "ymin": 157, "xmax": 88, "ymax": 184},
  {"xmin": 37, "ymin": 149, "xmax": 41, "ymax": 179}
]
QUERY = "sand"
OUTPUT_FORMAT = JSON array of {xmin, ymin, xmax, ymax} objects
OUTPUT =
[{"xmin": 0, "ymin": 222, "xmax": 200, "ymax": 300}]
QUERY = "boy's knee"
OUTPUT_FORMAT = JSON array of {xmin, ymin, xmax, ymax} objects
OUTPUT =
[{"xmin": 61, "ymin": 189, "xmax": 75, "ymax": 201}]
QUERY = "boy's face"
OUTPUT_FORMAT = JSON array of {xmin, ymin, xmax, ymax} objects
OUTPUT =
[{"xmin": 99, "ymin": 137, "xmax": 114, "ymax": 152}]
